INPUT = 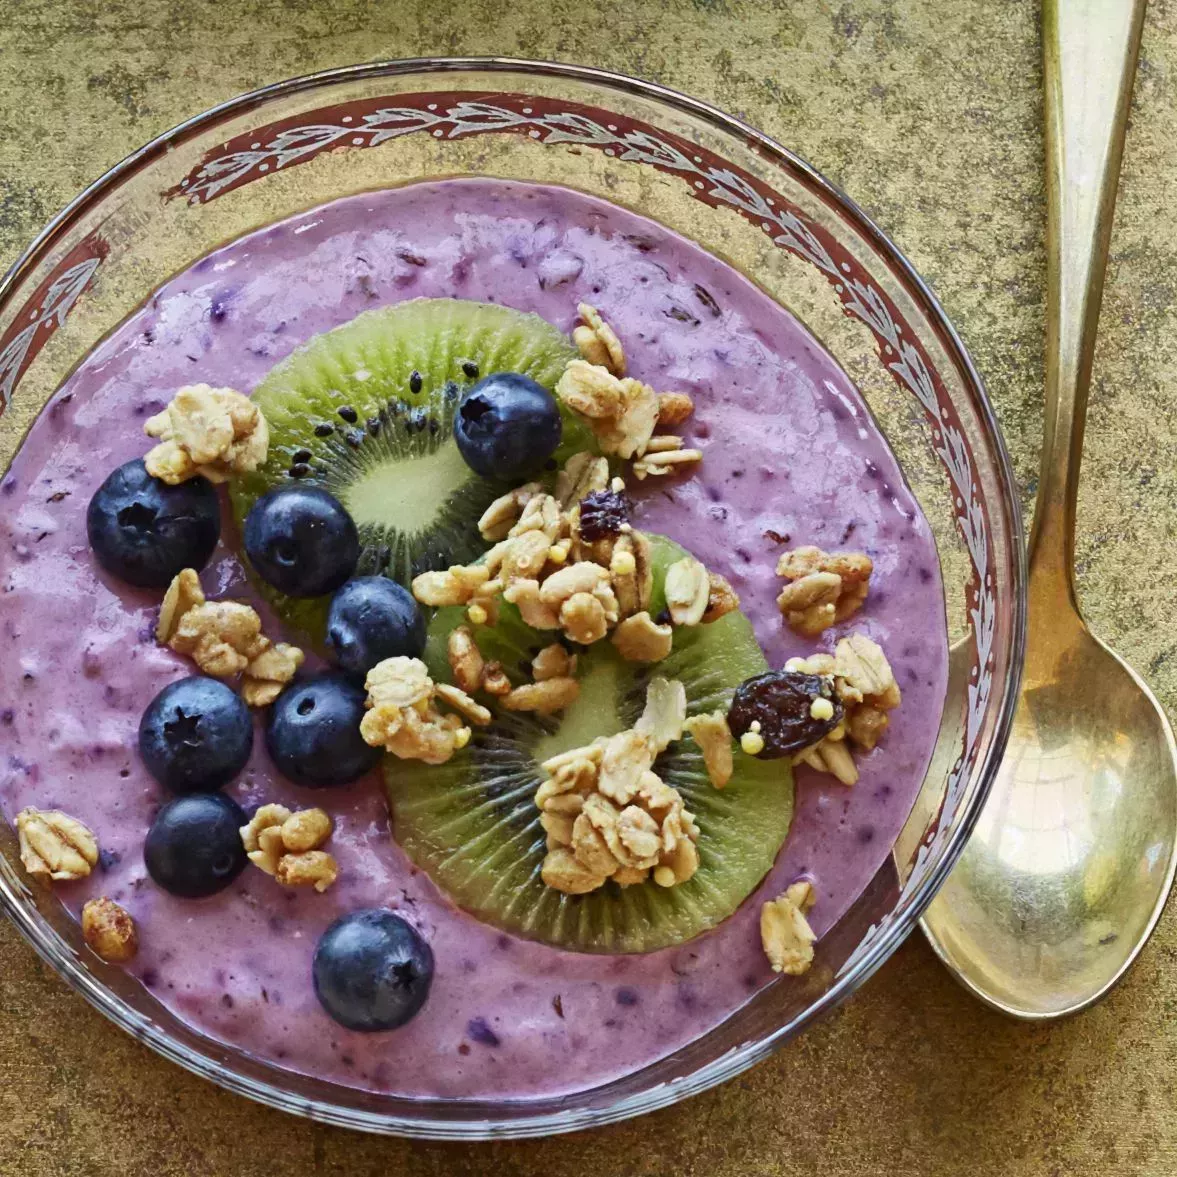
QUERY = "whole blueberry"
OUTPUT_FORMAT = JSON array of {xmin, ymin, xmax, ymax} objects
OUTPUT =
[
  {"xmin": 87, "ymin": 459, "xmax": 220, "ymax": 588},
  {"xmin": 139, "ymin": 676, "xmax": 253, "ymax": 793},
  {"xmin": 144, "ymin": 792, "xmax": 248, "ymax": 898},
  {"xmin": 266, "ymin": 672, "xmax": 380, "ymax": 788},
  {"xmin": 243, "ymin": 486, "xmax": 359, "ymax": 598},
  {"xmin": 453, "ymin": 373, "xmax": 562, "ymax": 480},
  {"xmin": 326, "ymin": 577, "xmax": 426, "ymax": 678},
  {"xmin": 313, "ymin": 909, "xmax": 434, "ymax": 1031}
]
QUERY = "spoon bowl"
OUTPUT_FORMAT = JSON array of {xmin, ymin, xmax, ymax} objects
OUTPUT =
[{"xmin": 923, "ymin": 602, "xmax": 1177, "ymax": 1018}]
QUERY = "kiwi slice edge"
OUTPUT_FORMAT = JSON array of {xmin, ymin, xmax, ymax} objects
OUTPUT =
[{"xmin": 385, "ymin": 535, "xmax": 794, "ymax": 955}]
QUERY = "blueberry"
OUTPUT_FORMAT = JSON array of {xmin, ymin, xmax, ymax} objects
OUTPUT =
[
  {"xmin": 144, "ymin": 792, "xmax": 248, "ymax": 898},
  {"xmin": 139, "ymin": 676, "xmax": 253, "ymax": 793},
  {"xmin": 243, "ymin": 486, "xmax": 359, "ymax": 598},
  {"xmin": 266, "ymin": 672, "xmax": 380, "ymax": 788},
  {"xmin": 326, "ymin": 577, "xmax": 426, "ymax": 678},
  {"xmin": 313, "ymin": 909, "xmax": 433, "ymax": 1031},
  {"xmin": 453, "ymin": 373, "xmax": 562, "ymax": 480},
  {"xmin": 86, "ymin": 459, "xmax": 220, "ymax": 588}
]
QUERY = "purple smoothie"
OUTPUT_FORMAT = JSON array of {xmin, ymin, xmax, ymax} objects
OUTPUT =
[{"xmin": 0, "ymin": 180, "xmax": 947, "ymax": 1100}]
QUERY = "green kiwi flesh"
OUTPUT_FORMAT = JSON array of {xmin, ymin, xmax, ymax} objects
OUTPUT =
[
  {"xmin": 385, "ymin": 535, "xmax": 794, "ymax": 954},
  {"xmin": 229, "ymin": 298, "xmax": 593, "ymax": 641}
]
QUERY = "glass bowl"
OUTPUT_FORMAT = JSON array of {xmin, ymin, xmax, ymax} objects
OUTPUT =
[{"xmin": 0, "ymin": 58, "xmax": 1025, "ymax": 1138}]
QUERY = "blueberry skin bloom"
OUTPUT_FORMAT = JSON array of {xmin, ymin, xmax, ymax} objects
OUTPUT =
[
  {"xmin": 243, "ymin": 485, "xmax": 359, "ymax": 598},
  {"xmin": 138, "ymin": 676, "xmax": 253, "ymax": 794},
  {"xmin": 326, "ymin": 577, "xmax": 426, "ymax": 678},
  {"xmin": 313, "ymin": 909, "xmax": 434, "ymax": 1031},
  {"xmin": 144, "ymin": 792, "xmax": 248, "ymax": 898},
  {"xmin": 266, "ymin": 672, "xmax": 380, "ymax": 788},
  {"xmin": 87, "ymin": 459, "xmax": 220, "ymax": 588},
  {"xmin": 452, "ymin": 373, "xmax": 562, "ymax": 480}
]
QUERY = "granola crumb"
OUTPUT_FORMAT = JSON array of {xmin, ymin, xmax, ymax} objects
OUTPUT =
[
  {"xmin": 82, "ymin": 897, "xmax": 139, "ymax": 963},
  {"xmin": 242, "ymin": 641, "xmax": 304, "ymax": 707},
  {"xmin": 760, "ymin": 881, "xmax": 817, "ymax": 975},
  {"xmin": 16, "ymin": 808, "xmax": 99, "ymax": 881},
  {"xmin": 683, "ymin": 712, "xmax": 735, "ymax": 787},
  {"xmin": 656, "ymin": 391, "xmax": 694, "ymax": 427},
  {"xmin": 664, "ymin": 556, "xmax": 710, "ymax": 626},
  {"xmin": 360, "ymin": 657, "xmax": 472, "ymax": 764},
  {"xmin": 240, "ymin": 804, "xmax": 338, "ymax": 890},
  {"xmin": 775, "ymin": 545, "xmax": 873, "ymax": 635},
  {"xmin": 144, "ymin": 384, "xmax": 268, "ymax": 485},
  {"xmin": 502, "ymin": 677, "xmax": 580, "ymax": 714},
  {"xmin": 573, "ymin": 303, "xmax": 626, "ymax": 376}
]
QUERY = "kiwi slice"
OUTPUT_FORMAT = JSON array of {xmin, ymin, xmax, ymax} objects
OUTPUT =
[
  {"xmin": 385, "ymin": 536, "xmax": 794, "ymax": 954},
  {"xmin": 229, "ymin": 299, "xmax": 593, "ymax": 640}
]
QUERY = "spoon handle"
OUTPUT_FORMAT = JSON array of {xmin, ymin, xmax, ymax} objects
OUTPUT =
[{"xmin": 1032, "ymin": 0, "xmax": 1146, "ymax": 602}]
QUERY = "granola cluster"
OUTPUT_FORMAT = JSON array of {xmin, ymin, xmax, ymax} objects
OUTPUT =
[
  {"xmin": 359, "ymin": 656, "xmax": 488, "ymax": 764},
  {"xmin": 82, "ymin": 897, "xmax": 139, "ymax": 963},
  {"xmin": 683, "ymin": 711, "xmax": 735, "ymax": 788},
  {"xmin": 559, "ymin": 304, "xmax": 702, "ymax": 479},
  {"xmin": 16, "ymin": 808, "xmax": 99, "ymax": 881},
  {"xmin": 760, "ymin": 880, "xmax": 817, "ymax": 975},
  {"xmin": 156, "ymin": 569, "xmax": 304, "ymax": 706},
  {"xmin": 786, "ymin": 633, "xmax": 902, "ymax": 786},
  {"xmin": 240, "ymin": 804, "xmax": 339, "ymax": 892},
  {"xmin": 144, "ymin": 383, "xmax": 269, "ymax": 485},
  {"xmin": 537, "ymin": 679, "xmax": 702, "ymax": 894},
  {"xmin": 413, "ymin": 453, "xmax": 738, "ymax": 680},
  {"xmin": 775, "ymin": 545, "xmax": 873, "ymax": 636}
]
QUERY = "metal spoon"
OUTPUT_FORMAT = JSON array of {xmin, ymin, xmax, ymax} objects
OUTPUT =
[{"xmin": 920, "ymin": 0, "xmax": 1177, "ymax": 1019}]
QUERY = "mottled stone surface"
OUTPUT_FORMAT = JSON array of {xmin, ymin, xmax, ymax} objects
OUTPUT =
[{"xmin": 1, "ymin": 0, "xmax": 1176, "ymax": 1172}]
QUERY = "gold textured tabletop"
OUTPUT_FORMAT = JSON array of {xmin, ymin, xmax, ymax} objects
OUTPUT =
[{"xmin": 2, "ymin": 1, "xmax": 1175, "ymax": 1172}]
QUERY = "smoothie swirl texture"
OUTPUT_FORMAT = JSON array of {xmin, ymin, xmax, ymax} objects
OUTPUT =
[{"xmin": 0, "ymin": 179, "xmax": 947, "ymax": 1100}]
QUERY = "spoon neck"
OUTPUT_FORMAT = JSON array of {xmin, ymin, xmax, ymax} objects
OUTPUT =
[{"xmin": 1030, "ymin": 0, "xmax": 1146, "ymax": 600}]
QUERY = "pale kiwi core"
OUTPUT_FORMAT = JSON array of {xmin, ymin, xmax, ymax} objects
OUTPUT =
[{"xmin": 344, "ymin": 444, "xmax": 471, "ymax": 534}]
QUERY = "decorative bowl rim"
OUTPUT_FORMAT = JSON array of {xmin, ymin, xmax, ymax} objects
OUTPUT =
[{"xmin": 0, "ymin": 55, "xmax": 1027, "ymax": 1140}]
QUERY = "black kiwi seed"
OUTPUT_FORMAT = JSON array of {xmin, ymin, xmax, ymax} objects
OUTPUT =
[
  {"xmin": 443, "ymin": 381, "xmax": 460, "ymax": 403},
  {"xmin": 292, "ymin": 449, "xmax": 312, "ymax": 463},
  {"xmin": 289, "ymin": 463, "xmax": 311, "ymax": 478},
  {"xmin": 409, "ymin": 371, "xmax": 423, "ymax": 394},
  {"xmin": 314, "ymin": 423, "xmax": 334, "ymax": 437},
  {"xmin": 366, "ymin": 417, "xmax": 381, "ymax": 435},
  {"xmin": 338, "ymin": 406, "xmax": 358, "ymax": 423},
  {"xmin": 345, "ymin": 429, "xmax": 364, "ymax": 448},
  {"xmin": 461, "ymin": 360, "xmax": 480, "ymax": 379}
]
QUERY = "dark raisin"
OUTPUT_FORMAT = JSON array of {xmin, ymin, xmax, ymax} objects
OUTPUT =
[
  {"xmin": 314, "ymin": 422, "xmax": 334, "ymax": 437},
  {"xmin": 409, "ymin": 370, "xmax": 423, "ymax": 394},
  {"xmin": 727, "ymin": 671, "xmax": 843, "ymax": 758},
  {"xmin": 578, "ymin": 490, "xmax": 629, "ymax": 541},
  {"xmin": 337, "ymin": 405, "xmax": 358, "ymax": 423},
  {"xmin": 763, "ymin": 529, "xmax": 791, "ymax": 545},
  {"xmin": 461, "ymin": 360, "xmax": 479, "ymax": 379}
]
